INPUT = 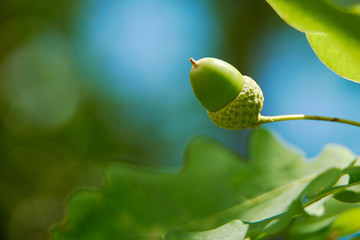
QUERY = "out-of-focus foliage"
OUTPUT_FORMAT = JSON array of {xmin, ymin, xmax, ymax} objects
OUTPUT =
[
  {"xmin": 328, "ymin": 208, "xmax": 360, "ymax": 238},
  {"xmin": 211, "ymin": 0, "xmax": 279, "ymax": 74},
  {"xmin": 0, "ymin": 1, "xmax": 283, "ymax": 240},
  {"xmin": 266, "ymin": 0, "xmax": 360, "ymax": 82},
  {"xmin": 51, "ymin": 129, "xmax": 360, "ymax": 240},
  {"xmin": 0, "ymin": 0, "xmax": 80, "ymax": 63}
]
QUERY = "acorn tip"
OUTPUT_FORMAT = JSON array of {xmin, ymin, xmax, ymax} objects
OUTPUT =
[{"xmin": 189, "ymin": 57, "xmax": 199, "ymax": 67}]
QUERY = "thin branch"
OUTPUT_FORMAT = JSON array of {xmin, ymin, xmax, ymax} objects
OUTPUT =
[{"xmin": 259, "ymin": 114, "xmax": 360, "ymax": 127}]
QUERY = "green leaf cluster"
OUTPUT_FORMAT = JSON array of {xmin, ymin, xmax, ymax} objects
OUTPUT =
[{"xmin": 51, "ymin": 129, "xmax": 360, "ymax": 240}]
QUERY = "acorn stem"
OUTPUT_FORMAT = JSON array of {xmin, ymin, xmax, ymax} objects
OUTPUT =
[
  {"xmin": 259, "ymin": 114, "xmax": 360, "ymax": 127},
  {"xmin": 189, "ymin": 57, "xmax": 199, "ymax": 67}
]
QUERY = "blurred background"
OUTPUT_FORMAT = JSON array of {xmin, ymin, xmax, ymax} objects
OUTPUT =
[{"xmin": 1, "ymin": 0, "xmax": 360, "ymax": 239}]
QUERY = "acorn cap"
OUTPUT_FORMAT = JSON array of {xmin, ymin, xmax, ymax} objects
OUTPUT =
[
  {"xmin": 208, "ymin": 76, "xmax": 264, "ymax": 130},
  {"xmin": 189, "ymin": 57, "xmax": 245, "ymax": 112}
]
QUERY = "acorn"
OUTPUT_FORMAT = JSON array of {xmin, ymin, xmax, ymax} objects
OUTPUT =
[
  {"xmin": 189, "ymin": 57, "xmax": 264, "ymax": 130},
  {"xmin": 189, "ymin": 57, "xmax": 360, "ymax": 129}
]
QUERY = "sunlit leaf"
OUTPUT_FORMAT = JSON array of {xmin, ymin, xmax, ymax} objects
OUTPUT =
[
  {"xmin": 266, "ymin": 0, "xmax": 360, "ymax": 82},
  {"xmin": 164, "ymin": 220, "xmax": 248, "ymax": 240},
  {"xmin": 329, "ymin": 208, "xmax": 360, "ymax": 238}
]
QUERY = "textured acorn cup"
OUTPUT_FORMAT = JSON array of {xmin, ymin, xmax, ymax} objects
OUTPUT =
[{"xmin": 189, "ymin": 57, "xmax": 264, "ymax": 130}]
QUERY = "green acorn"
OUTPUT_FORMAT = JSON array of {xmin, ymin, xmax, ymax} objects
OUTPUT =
[
  {"xmin": 189, "ymin": 57, "xmax": 264, "ymax": 130},
  {"xmin": 189, "ymin": 57, "xmax": 360, "ymax": 129}
]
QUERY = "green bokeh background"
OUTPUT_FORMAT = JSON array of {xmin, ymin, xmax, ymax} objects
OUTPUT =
[
  {"xmin": 0, "ymin": 1, "xmax": 282, "ymax": 239},
  {"xmin": 2, "ymin": 0, "xmax": 359, "ymax": 239}
]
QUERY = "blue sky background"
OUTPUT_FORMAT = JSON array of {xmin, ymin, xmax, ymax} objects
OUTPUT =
[{"xmin": 75, "ymin": 0, "xmax": 360, "ymax": 164}]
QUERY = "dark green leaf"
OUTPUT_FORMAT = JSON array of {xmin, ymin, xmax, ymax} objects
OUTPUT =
[
  {"xmin": 334, "ymin": 190, "xmax": 360, "ymax": 203},
  {"xmin": 347, "ymin": 166, "xmax": 360, "ymax": 183},
  {"xmin": 302, "ymin": 168, "xmax": 342, "ymax": 201}
]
